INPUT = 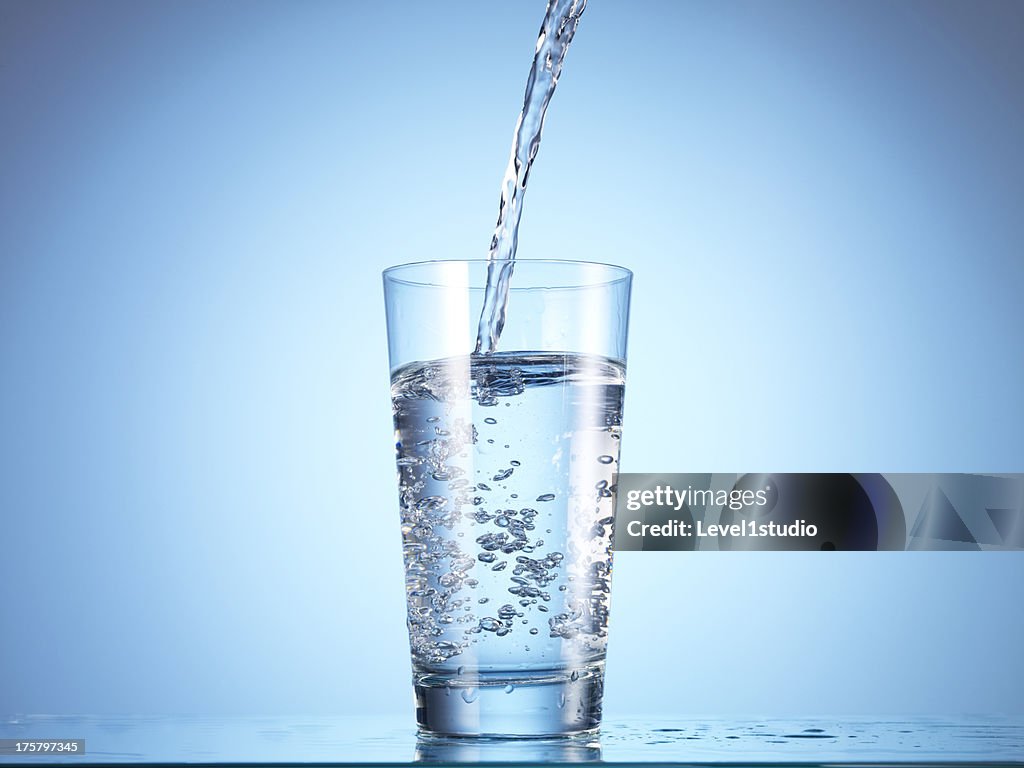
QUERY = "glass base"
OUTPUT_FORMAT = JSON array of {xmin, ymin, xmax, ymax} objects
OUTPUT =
[
  {"xmin": 414, "ymin": 663, "xmax": 604, "ymax": 739},
  {"xmin": 414, "ymin": 732, "xmax": 602, "ymax": 762}
]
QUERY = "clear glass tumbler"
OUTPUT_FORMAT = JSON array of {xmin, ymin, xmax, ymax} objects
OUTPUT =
[{"xmin": 383, "ymin": 259, "xmax": 632, "ymax": 738}]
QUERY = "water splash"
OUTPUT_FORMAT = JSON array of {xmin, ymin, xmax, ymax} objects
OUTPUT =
[{"xmin": 474, "ymin": 0, "xmax": 588, "ymax": 354}]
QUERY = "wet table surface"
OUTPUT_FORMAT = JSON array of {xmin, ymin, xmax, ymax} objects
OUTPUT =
[{"xmin": 1, "ymin": 715, "xmax": 1022, "ymax": 765}]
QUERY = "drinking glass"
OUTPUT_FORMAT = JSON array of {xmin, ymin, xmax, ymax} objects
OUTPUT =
[{"xmin": 383, "ymin": 259, "xmax": 632, "ymax": 738}]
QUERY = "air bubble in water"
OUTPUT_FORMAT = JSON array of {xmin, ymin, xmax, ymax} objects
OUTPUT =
[
  {"xmin": 597, "ymin": 455, "xmax": 614, "ymax": 464},
  {"xmin": 392, "ymin": 352, "xmax": 621, "ymax": 676},
  {"xmin": 461, "ymin": 687, "xmax": 479, "ymax": 704},
  {"xmin": 504, "ymin": 684, "xmax": 515, "ymax": 694}
]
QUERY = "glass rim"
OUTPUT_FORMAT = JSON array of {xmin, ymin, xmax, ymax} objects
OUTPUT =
[{"xmin": 382, "ymin": 258, "xmax": 633, "ymax": 290}]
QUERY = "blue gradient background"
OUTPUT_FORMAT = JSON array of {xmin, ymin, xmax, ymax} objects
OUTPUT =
[{"xmin": 1, "ymin": 1, "xmax": 1022, "ymax": 717}]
